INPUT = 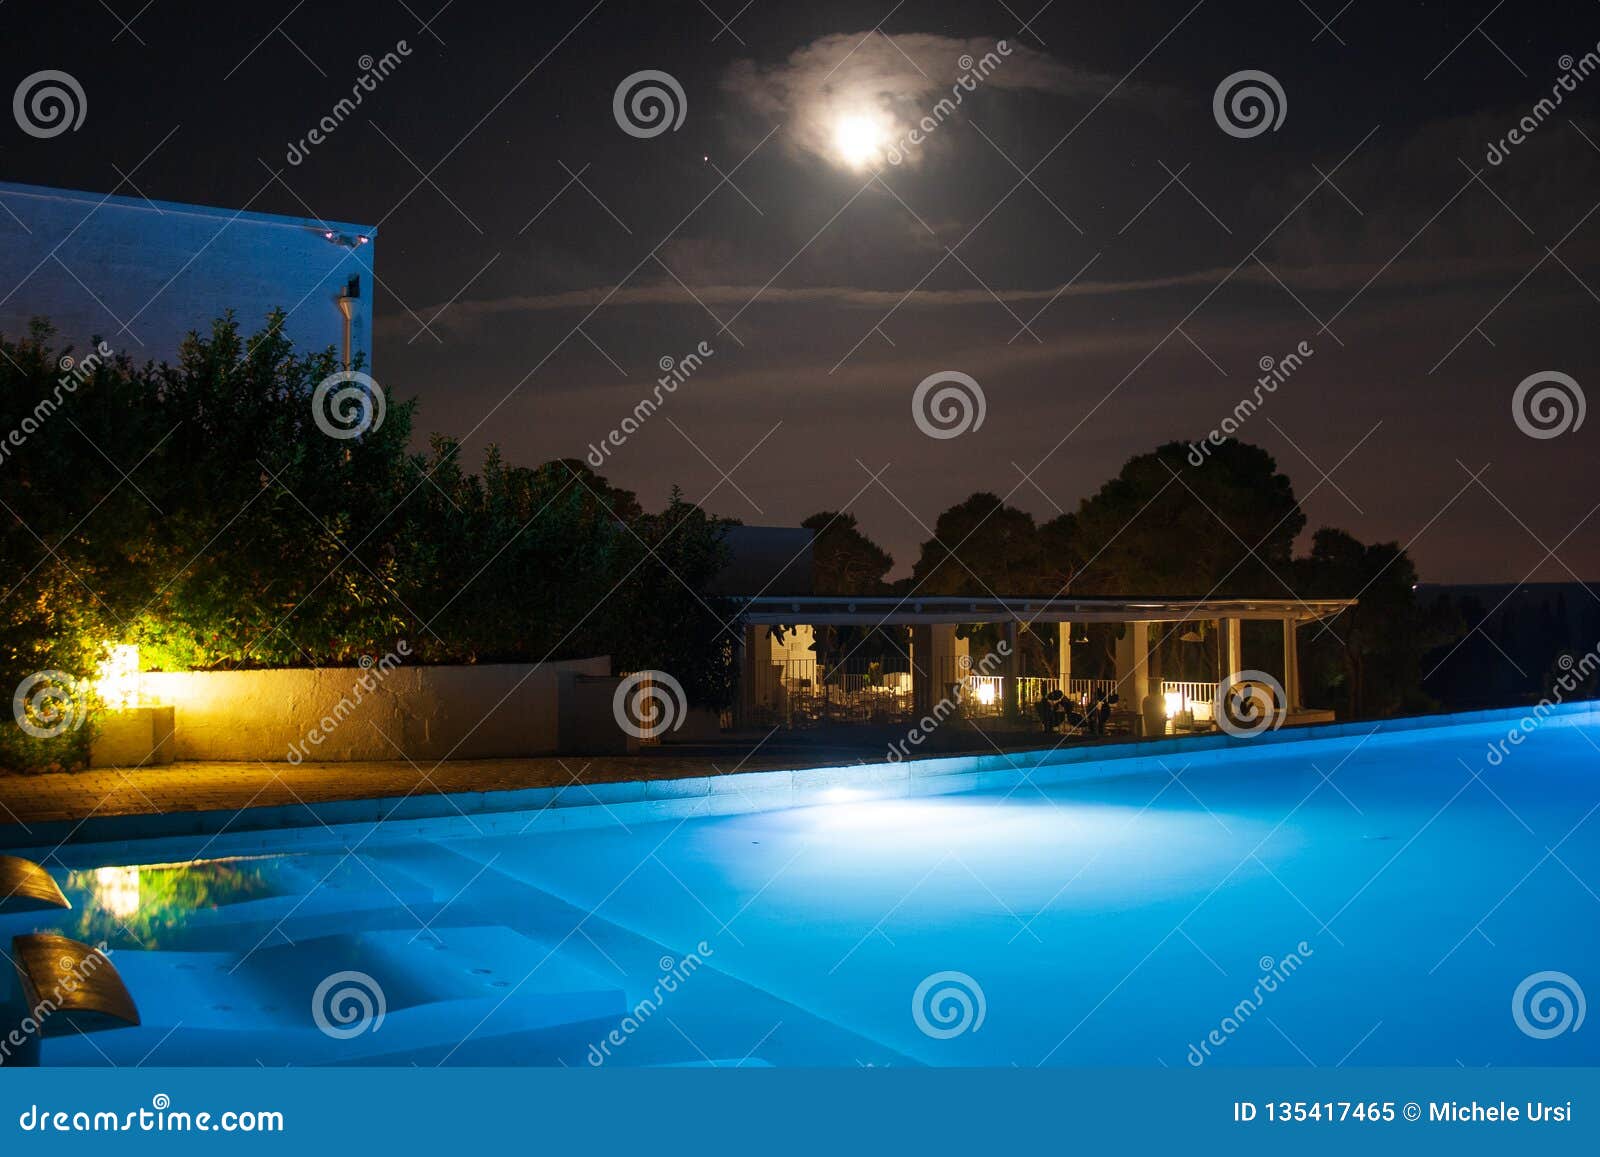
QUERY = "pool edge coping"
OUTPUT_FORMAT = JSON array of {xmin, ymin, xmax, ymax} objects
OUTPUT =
[{"xmin": 5, "ymin": 699, "xmax": 1596, "ymax": 855}]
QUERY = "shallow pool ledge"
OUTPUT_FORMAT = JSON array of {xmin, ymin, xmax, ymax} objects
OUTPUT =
[{"xmin": 5, "ymin": 700, "xmax": 1596, "ymax": 854}]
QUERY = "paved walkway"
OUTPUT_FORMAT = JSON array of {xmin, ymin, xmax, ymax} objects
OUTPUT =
[{"xmin": 0, "ymin": 734, "xmax": 1071, "ymax": 830}]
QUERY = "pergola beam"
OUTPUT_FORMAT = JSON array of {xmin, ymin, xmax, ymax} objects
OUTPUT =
[{"xmin": 737, "ymin": 596, "xmax": 1353, "ymax": 627}]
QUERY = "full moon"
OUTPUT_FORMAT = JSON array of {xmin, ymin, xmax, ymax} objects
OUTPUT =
[{"xmin": 832, "ymin": 113, "xmax": 888, "ymax": 169}]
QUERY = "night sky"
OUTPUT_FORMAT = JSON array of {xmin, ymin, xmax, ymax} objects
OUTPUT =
[{"xmin": 5, "ymin": 0, "xmax": 1598, "ymax": 583}]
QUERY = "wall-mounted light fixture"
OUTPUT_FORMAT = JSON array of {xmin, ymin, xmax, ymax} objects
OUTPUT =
[{"xmin": 321, "ymin": 230, "xmax": 371, "ymax": 249}]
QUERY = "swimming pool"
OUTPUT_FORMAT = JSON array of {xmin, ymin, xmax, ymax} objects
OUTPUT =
[{"xmin": 7, "ymin": 706, "xmax": 1598, "ymax": 1068}]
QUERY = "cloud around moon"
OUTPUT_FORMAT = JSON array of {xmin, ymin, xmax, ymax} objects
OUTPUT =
[{"xmin": 721, "ymin": 32, "xmax": 1148, "ymax": 169}]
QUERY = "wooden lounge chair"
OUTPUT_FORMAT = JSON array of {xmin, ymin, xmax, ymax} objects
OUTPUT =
[
  {"xmin": 0, "ymin": 855, "xmax": 71, "ymax": 914},
  {"xmin": 11, "ymin": 933, "xmax": 141, "ymax": 1037},
  {"xmin": 1, "ymin": 932, "xmax": 139, "ymax": 1065}
]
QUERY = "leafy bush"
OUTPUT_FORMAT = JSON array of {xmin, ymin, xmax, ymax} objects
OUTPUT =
[{"xmin": 0, "ymin": 314, "xmax": 738, "ymax": 771}]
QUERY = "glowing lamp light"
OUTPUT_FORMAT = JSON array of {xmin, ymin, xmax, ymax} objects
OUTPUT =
[
  {"xmin": 1163, "ymin": 690, "xmax": 1185, "ymax": 719},
  {"xmin": 973, "ymin": 680, "xmax": 998, "ymax": 706},
  {"xmin": 95, "ymin": 643, "xmax": 141, "ymax": 711}
]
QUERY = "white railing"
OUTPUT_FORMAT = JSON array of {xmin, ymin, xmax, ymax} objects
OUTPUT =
[
  {"xmin": 1015, "ymin": 676, "xmax": 1061, "ymax": 703},
  {"xmin": 1067, "ymin": 678, "xmax": 1120, "ymax": 701}
]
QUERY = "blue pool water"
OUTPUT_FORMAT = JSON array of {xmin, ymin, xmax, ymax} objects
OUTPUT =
[{"xmin": 7, "ymin": 710, "xmax": 1599, "ymax": 1068}]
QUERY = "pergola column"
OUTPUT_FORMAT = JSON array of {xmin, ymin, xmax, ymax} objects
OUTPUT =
[
  {"xmin": 737, "ymin": 625, "xmax": 763, "ymax": 726},
  {"xmin": 1057, "ymin": 621, "xmax": 1073, "ymax": 684},
  {"xmin": 911, "ymin": 623, "xmax": 936, "ymax": 719},
  {"xmin": 1220, "ymin": 617, "xmax": 1242, "ymax": 678},
  {"xmin": 1001, "ymin": 619, "xmax": 1021, "ymax": 716},
  {"xmin": 1282, "ymin": 617, "xmax": 1302, "ymax": 710},
  {"xmin": 1114, "ymin": 621, "xmax": 1150, "ymax": 708}
]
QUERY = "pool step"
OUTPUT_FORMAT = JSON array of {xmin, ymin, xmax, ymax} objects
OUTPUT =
[
  {"xmin": 35, "ymin": 925, "xmax": 624, "ymax": 1067},
  {"xmin": 362, "ymin": 841, "xmax": 916, "ymax": 1067}
]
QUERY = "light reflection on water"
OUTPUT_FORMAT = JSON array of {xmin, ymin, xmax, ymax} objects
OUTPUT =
[{"xmin": 64, "ymin": 859, "xmax": 280, "ymax": 948}]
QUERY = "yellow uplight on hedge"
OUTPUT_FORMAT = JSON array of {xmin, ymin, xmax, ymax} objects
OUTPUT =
[{"xmin": 95, "ymin": 643, "xmax": 141, "ymax": 710}]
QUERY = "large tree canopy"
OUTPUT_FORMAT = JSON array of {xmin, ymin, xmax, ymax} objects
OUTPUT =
[
  {"xmin": 1070, "ymin": 440, "xmax": 1304, "ymax": 596},
  {"xmin": 907, "ymin": 492, "xmax": 1053, "ymax": 597},
  {"xmin": 1295, "ymin": 527, "xmax": 1459, "ymax": 718},
  {"xmin": 802, "ymin": 511, "xmax": 894, "ymax": 596}
]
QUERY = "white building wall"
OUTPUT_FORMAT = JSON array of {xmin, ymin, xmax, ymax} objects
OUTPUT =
[{"xmin": 0, "ymin": 181, "xmax": 375, "ymax": 370}]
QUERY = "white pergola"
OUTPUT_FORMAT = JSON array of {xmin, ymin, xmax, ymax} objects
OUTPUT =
[{"xmin": 735, "ymin": 594, "xmax": 1356, "ymax": 726}]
